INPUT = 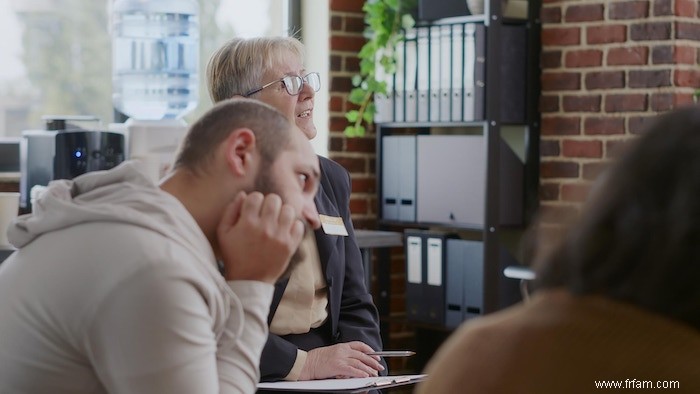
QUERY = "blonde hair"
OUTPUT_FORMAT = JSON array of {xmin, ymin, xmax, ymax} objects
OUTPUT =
[{"xmin": 206, "ymin": 37, "xmax": 305, "ymax": 103}]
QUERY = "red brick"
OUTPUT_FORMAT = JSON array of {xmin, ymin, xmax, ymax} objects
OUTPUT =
[
  {"xmin": 542, "ymin": 51, "xmax": 562, "ymax": 68},
  {"xmin": 609, "ymin": 1, "xmax": 649, "ymax": 19},
  {"xmin": 345, "ymin": 136, "xmax": 375, "ymax": 154},
  {"xmin": 539, "ymin": 183, "xmax": 560, "ymax": 201},
  {"xmin": 584, "ymin": 117, "xmax": 625, "ymax": 135},
  {"xmin": 330, "ymin": 0, "xmax": 365, "ymax": 13},
  {"xmin": 674, "ymin": 70, "xmax": 700, "ymax": 88},
  {"xmin": 331, "ymin": 16, "xmax": 343, "ymax": 31},
  {"xmin": 654, "ymin": 0, "xmax": 673, "ymax": 16},
  {"xmin": 562, "ymin": 95, "xmax": 601, "ymax": 112},
  {"xmin": 630, "ymin": 22, "xmax": 672, "ymax": 41},
  {"xmin": 587, "ymin": 25, "xmax": 626, "ymax": 44},
  {"xmin": 629, "ymin": 70, "xmax": 672, "ymax": 88},
  {"xmin": 349, "ymin": 198, "xmax": 369, "ymax": 214},
  {"xmin": 561, "ymin": 183, "xmax": 592, "ymax": 203},
  {"xmin": 345, "ymin": 16, "xmax": 365, "ymax": 33},
  {"xmin": 629, "ymin": 115, "xmax": 656, "ymax": 134},
  {"xmin": 605, "ymin": 94, "xmax": 648, "ymax": 112},
  {"xmin": 330, "ymin": 35, "xmax": 366, "ymax": 52},
  {"xmin": 540, "ymin": 95, "xmax": 560, "ymax": 112},
  {"xmin": 607, "ymin": 46, "xmax": 649, "ymax": 66},
  {"xmin": 330, "ymin": 55, "xmax": 342, "ymax": 71},
  {"xmin": 541, "ymin": 116, "xmax": 581, "ymax": 136},
  {"xmin": 331, "ymin": 76, "xmax": 353, "ymax": 92},
  {"xmin": 562, "ymin": 139, "xmax": 603, "ymax": 158},
  {"xmin": 675, "ymin": 45, "xmax": 696, "ymax": 64},
  {"xmin": 330, "ymin": 96, "xmax": 344, "ymax": 112},
  {"xmin": 651, "ymin": 45, "xmax": 674, "ymax": 64},
  {"xmin": 565, "ymin": 49, "xmax": 603, "ymax": 68},
  {"xmin": 345, "ymin": 56, "xmax": 360, "ymax": 73},
  {"xmin": 565, "ymin": 4, "xmax": 604, "ymax": 22},
  {"xmin": 676, "ymin": 0, "xmax": 697, "ymax": 17},
  {"xmin": 541, "ymin": 139, "xmax": 561, "ymax": 157},
  {"xmin": 585, "ymin": 71, "xmax": 625, "ymax": 90},
  {"xmin": 541, "ymin": 6, "xmax": 562, "ymax": 23},
  {"xmin": 542, "ymin": 72, "xmax": 581, "ymax": 91},
  {"xmin": 676, "ymin": 22, "xmax": 700, "ymax": 40},
  {"xmin": 542, "ymin": 27, "xmax": 581, "ymax": 46},
  {"xmin": 350, "ymin": 176, "xmax": 375, "ymax": 193},
  {"xmin": 582, "ymin": 162, "xmax": 611, "ymax": 181},
  {"xmin": 541, "ymin": 161, "xmax": 580, "ymax": 178},
  {"xmin": 329, "ymin": 136, "xmax": 344, "ymax": 152},
  {"xmin": 651, "ymin": 93, "xmax": 676, "ymax": 111},
  {"xmin": 333, "ymin": 156, "xmax": 366, "ymax": 173},
  {"xmin": 330, "ymin": 115, "xmax": 350, "ymax": 133}
]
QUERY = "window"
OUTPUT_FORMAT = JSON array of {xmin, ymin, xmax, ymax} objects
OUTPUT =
[{"xmin": 0, "ymin": 0, "xmax": 292, "ymax": 136}]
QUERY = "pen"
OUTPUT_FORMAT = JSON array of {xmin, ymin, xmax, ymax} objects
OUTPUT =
[{"xmin": 367, "ymin": 350, "xmax": 416, "ymax": 357}]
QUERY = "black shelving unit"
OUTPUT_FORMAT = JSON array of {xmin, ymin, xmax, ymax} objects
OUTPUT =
[{"xmin": 373, "ymin": 0, "xmax": 541, "ymax": 368}]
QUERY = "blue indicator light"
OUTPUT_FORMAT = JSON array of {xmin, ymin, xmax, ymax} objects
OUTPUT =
[{"xmin": 75, "ymin": 150, "xmax": 82, "ymax": 158}]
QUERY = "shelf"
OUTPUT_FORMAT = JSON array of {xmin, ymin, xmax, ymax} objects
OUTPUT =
[
  {"xmin": 376, "ymin": 120, "xmax": 488, "ymax": 129},
  {"xmin": 378, "ymin": 219, "xmax": 489, "ymax": 233}
]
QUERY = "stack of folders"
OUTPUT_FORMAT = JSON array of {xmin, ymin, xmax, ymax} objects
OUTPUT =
[
  {"xmin": 374, "ymin": 23, "xmax": 486, "ymax": 124},
  {"xmin": 374, "ymin": 21, "xmax": 527, "ymax": 124}
]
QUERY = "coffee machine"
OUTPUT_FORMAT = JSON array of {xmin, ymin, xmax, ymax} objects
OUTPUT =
[{"xmin": 20, "ymin": 115, "xmax": 126, "ymax": 211}]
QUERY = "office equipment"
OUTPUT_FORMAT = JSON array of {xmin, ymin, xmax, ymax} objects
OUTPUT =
[
  {"xmin": 257, "ymin": 374, "xmax": 427, "ymax": 392},
  {"xmin": 405, "ymin": 230, "xmax": 456, "ymax": 326},
  {"xmin": 381, "ymin": 135, "xmax": 416, "ymax": 221},
  {"xmin": 405, "ymin": 234, "xmax": 425, "ymax": 322}
]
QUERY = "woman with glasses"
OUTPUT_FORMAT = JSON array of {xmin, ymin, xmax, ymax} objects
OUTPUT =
[{"xmin": 206, "ymin": 37, "xmax": 386, "ymax": 382}]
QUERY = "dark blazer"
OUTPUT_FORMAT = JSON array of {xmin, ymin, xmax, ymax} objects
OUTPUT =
[{"xmin": 259, "ymin": 156, "xmax": 385, "ymax": 381}]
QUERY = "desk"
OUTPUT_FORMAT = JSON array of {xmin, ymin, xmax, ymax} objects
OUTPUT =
[
  {"xmin": 355, "ymin": 229, "xmax": 403, "ymax": 347},
  {"xmin": 355, "ymin": 229, "xmax": 403, "ymax": 288}
]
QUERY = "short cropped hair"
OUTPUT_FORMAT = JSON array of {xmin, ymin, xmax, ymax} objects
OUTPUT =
[
  {"xmin": 533, "ymin": 106, "xmax": 700, "ymax": 329},
  {"xmin": 206, "ymin": 36, "xmax": 305, "ymax": 103},
  {"xmin": 173, "ymin": 98, "xmax": 291, "ymax": 173}
]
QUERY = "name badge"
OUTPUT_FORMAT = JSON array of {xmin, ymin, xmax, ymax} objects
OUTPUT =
[{"xmin": 319, "ymin": 214, "xmax": 349, "ymax": 236}]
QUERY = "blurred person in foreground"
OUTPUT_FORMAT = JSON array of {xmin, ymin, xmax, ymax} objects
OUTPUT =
[
  {"xmin": 417, "ymin": 107, "xmax": 700, "ymax": 393},
  {"xmin": 0, "ymin": 99, "xmax": 321, "ymax": 393},
  {"xmin": 207, "ymin": 36, "xmax": 385, "ymax": 382}
]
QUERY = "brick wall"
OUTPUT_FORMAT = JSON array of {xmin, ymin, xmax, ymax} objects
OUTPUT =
[
  {"xmin": 328, "ymin": 0, "xmax": 378, "ymax": 231},
  {"xmin": 540, "ymin": 0, "xmax": 700, "ymax": 227}
]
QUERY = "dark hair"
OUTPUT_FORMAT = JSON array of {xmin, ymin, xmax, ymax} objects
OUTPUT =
[
  {"xmin": 173, "ymin": 98, "xmax": 291, "ymax": 173},
  {"xmin": 533, "ymin": 106, "xmax": 700, "ymax": 330}
]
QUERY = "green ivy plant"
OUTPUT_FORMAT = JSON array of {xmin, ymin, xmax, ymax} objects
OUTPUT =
[{"xmin": 344, "ymin": 0, "xmax": 415, "ymax": 137}]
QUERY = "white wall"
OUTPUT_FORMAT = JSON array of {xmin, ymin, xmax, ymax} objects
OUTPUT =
[{"xmin": 301, "ymin": 0, "xmax": 329, "ymax": 157}]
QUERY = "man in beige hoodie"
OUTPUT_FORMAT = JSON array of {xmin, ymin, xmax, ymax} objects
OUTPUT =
[{"xmin": 0, "ymin": 98, "xmax": 321, "ymax": 393}]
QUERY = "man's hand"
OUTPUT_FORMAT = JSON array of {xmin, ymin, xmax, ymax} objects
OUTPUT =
[
  {"xmin": 217, "ymin": 191, "xmax": 305, "ymax": 283},
  {"xmin": 299, "ymin": 342, "xmax": 385, "ymax": 380}
]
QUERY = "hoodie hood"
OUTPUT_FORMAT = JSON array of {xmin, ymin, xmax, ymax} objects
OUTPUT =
[{"xmin": 8, "ymin": 161, "xmax": 214, "ymax": 266}]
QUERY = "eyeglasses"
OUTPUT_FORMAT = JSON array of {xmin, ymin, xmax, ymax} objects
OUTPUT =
[{"xmin": 244, "ymin": 72, "xmax": 321, "ymax": 97}]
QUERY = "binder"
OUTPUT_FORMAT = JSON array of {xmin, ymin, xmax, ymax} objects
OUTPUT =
[
  {"xmin": 405, "ymin": 234, "xmax": 425, "ymax": 322},
  {"xmin": 398, "ymin": 136, "xmax": 416, "ymax": 221},
  {"xmin": 439, "ymin": 24, "xmax": 453, "ymax": 122},
  {"xmin": 473, "ymin": 23, "xmax": 487, "ymax": 120},
  {"xmin": 445, "ymin": 238, "xmax": 466, "ymax": 329},
  {"xmin": 394, "ymin": 38, "xmax": 405, "ymax": 123},
  {"xmin": 404, "ymin": 31, "xmax": 418, "ymax": 122},
  {"xmin": 429, "ymin": 25, "xmax": 442, "ymax": 122},
  {"xmin": 461, "ymin": 240, "xmax": 485, "ymax": 321},
  {"xmin": 450, "ymin": 23, "xmax": 464, "ymax": 122},
  {"xmin": 416, "ymin": 26, "xmax": 430, "ymax": 123},
  {"xmin": 373, "ymin": 49, "xmax": 392, "ymax": 123},
  {"xmin": 425, "ymin": 236, "xmax": 445, "ymax": 325},
  {"xmin": 500, "ymin": 24, "xmax": 527, "ymax": 123},
  {"xmin": 381, "ymin": 136, "xmax": 400, "ymax": 220}
]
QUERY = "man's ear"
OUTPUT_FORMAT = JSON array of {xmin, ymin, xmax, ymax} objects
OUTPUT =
[{"xmin": 222, "ymin": 128, "xmax": 256, "ymax": 176}]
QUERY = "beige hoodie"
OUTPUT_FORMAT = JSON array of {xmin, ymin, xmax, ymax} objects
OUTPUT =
[{"xmin": 0, "ymin": 161, "xmax": 272, "ymax": 393}]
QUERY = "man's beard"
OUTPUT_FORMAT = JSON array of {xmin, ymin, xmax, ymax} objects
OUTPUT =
[{"xmin": 254, "ymin": 166, "xmax": 306, "ymax": 281}]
